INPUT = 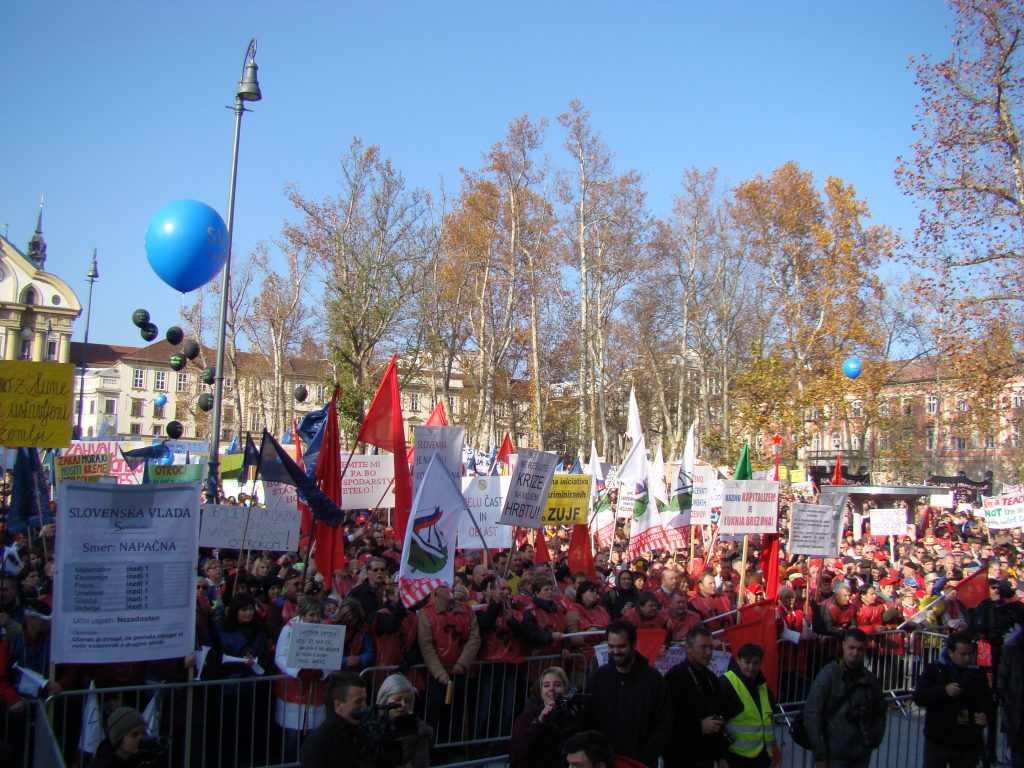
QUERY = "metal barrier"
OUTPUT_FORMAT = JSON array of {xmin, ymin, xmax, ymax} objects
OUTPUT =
[{"xmin": 31, "ymin": 654, "xmax": 585, "ymax": 768}]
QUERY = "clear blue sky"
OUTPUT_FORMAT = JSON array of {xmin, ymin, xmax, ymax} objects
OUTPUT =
[{"xmin": 1, "ymin": 1, "xmax": 955, "ymax": 347}]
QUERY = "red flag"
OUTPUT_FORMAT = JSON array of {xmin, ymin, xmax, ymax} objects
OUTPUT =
[
  {"xmin": 723, "ymin": 602, "xmax": 778, "ymax": 696},
  {"xmin": 635, "ymin": 628, "xmax": 665, "ymax": 664},
  {"xmin": 355, "ymin": 355, "xmax": 412, "ymax": 542},
  {"xmin": 425, "ymin": 399, "xmax": 449, "ymax": 426},
  {"xmin": 568, "ymin": 524, "xmax": 597, "ymax": 580},
  {"xmin": 293, "ymin": 419, "xmax": 313, "ymax": 548},
  {"xmin": 831, "ymin": 454, "xmax": 843, "ymax": 485},
  {"xmin": 955, "ymin": 567, "xmax": 990, "ymax": 609},
  {"xmin": 534, "ymin": 527, "xmax": 551, "ymax": 564},
  {"xmin": 313, "ymin": 389, "xmax": 346, "ymax": 579},
  {"xmin": 760, "ymin": 534, "xmax": 780, "ymax": 602},
  {"xmin": 497, "ymin": 432, "xmax": 516, "ymax": 467}
]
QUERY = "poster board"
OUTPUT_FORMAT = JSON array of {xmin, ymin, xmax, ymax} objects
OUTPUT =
[
  {"xmin": 498, "ymin": 448, "xmax": 558, "ymax": 529},
  {"xmin": 339, "ymin": 454, "xmax": 395, "ymax": 510},
  {"xmin": 0, "ymin": 360, "xmax": 75, "ymax": 447},
  {"xmin": 457, "ymin": 476, "xmax": 513, "ymax": 549},
  {"xmin": 869, "ymin": 508, "xmax": 908, "ymax": 537},
  {"xmin": 718, "ymin": 480, "xmax": 780, "ymax": 535},
  {"xmin": 199, "ymin": 503, "xmax": 301, "ymax": 552},
  {"xmin": 542, "ymin": 474, "xmax": 592, "ymax": 524},
  {"xmin": 285, "ymin": 622, "xmax": 346, "ymax": 670},
  {"xmin": 788, "ymin": 503, "xmax": 843, "ymax": 557}
]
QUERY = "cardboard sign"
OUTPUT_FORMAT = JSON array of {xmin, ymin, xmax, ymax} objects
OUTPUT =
[
  {"xmin": 412, "ymin": 426, "xmax": 465, "ymax": 498},
  {"xmin": 150, "ymin": 464, "xmax": 204, "ymax": 484},
  {"xmin": 718, "ymin": 480, "xmax": 780, "ymax": 535},
  {"xmin": 199, "ymin": 503, "xmax": 301, "ymax": 552},
  {"xmin": 870, "ymin": 507, "xmax": 908, "ymax": 537},
  {"xmin": 284, "ymin": 622, "xmax": 346, "ymax": 671},
  {"xmin": 52, "ymin": 481, "xmax": 201, "ymax": 663},
  {"xmin": 691, "ymin": 464, "xmax": 718, "ymax": 526},
  {"xmin": 262, "ymin": 481, "xmax": 298, "ymax": 514},
  {"xmin": 55, "ymin": 452, "xmax": 111, "ymax": 483},
  {"xmin": 0, "ymin": 360, "xmax": 75, "ymax": 448},
  {"xmin": 542, "ymin": 474, "xmax": 592, "ymax": 524},
  {"xmin": 788, "ymin": 503, "xmax": 843, "ymax": 557},
  {"xmin": 498, "ymin": 448, "xmax": 559, "ymax": 529},
  {"xmin": 457, "ymin": 476, "xmax": 513, "ymax": 548},
  {"xmin": 339, "ymin": 454, "xmax": 395, "ymax": 510}
]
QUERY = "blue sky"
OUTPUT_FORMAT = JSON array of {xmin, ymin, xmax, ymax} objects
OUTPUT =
[{"xmin": 1, "ymin": 2, "xmax": 955, "ymax": 346}]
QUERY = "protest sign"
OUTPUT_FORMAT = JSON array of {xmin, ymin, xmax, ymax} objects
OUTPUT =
[
  {"xmin": 339, "ymin": 454, "xmax": 394, "ymax": 510},
  {"xmin": 615, "ymin": 484, "xmax": 638, "ymax": 519},
  {"xmin": 718, "ymin": 480, "xmax": 780, "ymax": 535},
  {"xmin": 263, "ymin": 481, "xmax": 298, "ymax": 515},
  {"xmin": 691, "ymin": 464, "xmax": 721, "ymax": 526},
  {"xmin": 498, "ymin": 447, "xmax": 558, "ymax": 529},
  {"xmin": 0, "ymin": 360, "xmax": 75, "ymax": 448},
  {"xmin": 150, "ymin": 464, "xmax": 204, "ymax": 484},
  {"xmin": 983, "ymin": 493, "xmax": 1024, "ymax": 529},
  {"xmin": 284, "ymin": 622, "xmax": 346, "ymax": 671},
  {"xmin": 788, "ymin": 503, "xmax": 843, "ymax": 557},
  {"xmin": 55, "ymin": 452, "xmax": 111, "ymax": 483},
  {"xmin": 653, "ymin": 645, "xmax": 687, "ymax": 676},
  {"xmin": 929, "ymin": 493, "xmax": 955, "ymax": 508},
  {"xmin": 458, "ymin": 476, "xmax": 513, "ymax": 548},
  {"xmin": 543, "ymin": 474, "xmax": 592, "ymax": 524},
  {"xmin": 412, "ymin": 426, "xmax": 465, "ymax": 496},
  {"xmin": 199, "ymin": 503, "xmax": 301, "ymax": 552},
  {"xmin": 53, "ymin": 481, "xmax": 201, "ymax": 663},
  {"xmin": 869, "ymin": 508, "xmax": 907, "ymax": 537}
]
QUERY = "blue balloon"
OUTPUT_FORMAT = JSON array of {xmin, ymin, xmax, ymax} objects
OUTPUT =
[
  {"xmin": 145, "ymin": 200, "xmax": 228, "ymax": 293},
  {"xmin": 154, "ymin": 393, "xmax": 168, "ymax": 407},
  {"xmin": 842, "ymin": 357, "xmax": 863, "ymax": 380}
]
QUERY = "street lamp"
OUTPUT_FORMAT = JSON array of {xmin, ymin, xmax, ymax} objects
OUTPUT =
[
  {"xmin": 207, "ymin": 39, "xmax": 262, "ymax": 502},
  {"xmin": 74, "ymin": 250, "xmax": 99, "ymax": 439}
]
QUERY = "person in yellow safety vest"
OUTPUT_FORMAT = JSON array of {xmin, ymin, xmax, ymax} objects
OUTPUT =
[{"xmin": 716, "ymin": 643, "xmax": 779, "ymax": 768}]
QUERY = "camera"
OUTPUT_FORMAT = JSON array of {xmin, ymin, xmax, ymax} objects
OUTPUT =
[
  {"xmin": 353, "ymin": 702, "xmax": 411, "ymax": 768},
  {"xmin": 548, "ymin": 693, "xmax": 594, "ymax": 735},
  {"xmin": 135, "ymin": 736, "xmax": 170, "ymax": 768}
]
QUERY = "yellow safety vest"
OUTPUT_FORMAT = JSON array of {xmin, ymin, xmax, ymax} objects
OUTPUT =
[{"xmin": 723, "ymin": 670, "xmax": 774, "ymax": 758}]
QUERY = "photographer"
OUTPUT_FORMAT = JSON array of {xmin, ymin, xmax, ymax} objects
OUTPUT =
[
  {"xmin": 300, "ymin": 672, "xmax": 370, "ymax": 768},
  {"xmin": 89, "ymin": 707, "xmax": 147, "ymax": 768},
  {"xmin": 375, "ymin": 673, "xmax": 432, "ymax": 768},
  {"xmin": 510, "ymin": 667, "xmax": 573, "ymax": 768}
]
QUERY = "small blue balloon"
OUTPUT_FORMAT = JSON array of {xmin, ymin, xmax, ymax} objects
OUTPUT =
[
  {"xmin": 145, "ymin": 200, "xmax": 228, "ymax": 293},
  {"xmin": 154, "ymin": 393, "xmax": 168, "ymax": 407},
  {"xmin": 842, "ymin": 357, "xmax": 863, "ymax": 380}
]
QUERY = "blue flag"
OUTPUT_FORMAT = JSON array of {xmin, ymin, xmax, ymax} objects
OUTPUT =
[
  {"xmin": 120, "ymin": 443, "xmax": 172, "ymax": 471},
  {"xmin": 255, "ymin": 429, "xmax": 347, "ymax": 527},
  {"xmin": 240, "ymin": 433, "xmax": 260, "ymax": 483},
  {"xmin": 568, "ymin": 457, "xmax": 583, "ymax": 474},
  {"xmin": 297, "ymin": 402, "xmax": 331, "ymax": 480},
  {"xmin": 8, "ymin": 448, "xmax": 52, "ymax": 535},
  {"xmin": 226, "ymin": 434, "xmax": 240, "ymax": 454}
]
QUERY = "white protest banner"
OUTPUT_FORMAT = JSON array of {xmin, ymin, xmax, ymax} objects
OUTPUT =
[
  {"xmin": 869, "ymin": 508, "xmax": 908, "ymax": 537},
  {"xmin": 262, "ymin": 481, "xmax": 298, "ymax": 515},
  {"xmin": 498, "ymin": 447, "xmax": 559, "ymax": 529},
  {"xmin": 718, "ymin": 480, "xmax": 780, "ymax": 535},
  {"xmin": 285, "ymin": 622, "xmax": 346, "ymax": 671},
  {"xmin": 53, "ymin": 481, "xmax": 201, "ymax": 663},
  {"xmin": 200, "ymin": 504, "xmax": 301, "ymax": 552},
  {"xmin": 788, "ymin": 503, "xmax": 843, "ymax": 557},
  {"xmin": 412, "ymin": 426, "xmax": 466, "ymax": 498},
  {"xmin": 458, "ymin": 476, "xmax": 513, "ymax": 549},
  {"xmin": 929, "ymin": 493, "xmax": 955, "ymax": 509},
  {"xmin": 55, "ymin": 452, "xmax": 111, "ymax": 483},
  {"xmin": 983, "ymin": 493, "xmax": 1024, "ymax": 529},
  {"xmin": 339, "ymin": 454, "xmax": 394, "ymax": 510},
  {"xmin": 691, "ymin": 464, "xmax": 715, "ymax": 525}
]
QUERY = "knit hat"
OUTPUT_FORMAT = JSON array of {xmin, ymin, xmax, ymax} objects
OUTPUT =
[
  {"xmin": 107, "ymin": 707, "xmax": 146, "ymax": 746},
  {"xmin": 376, "ymin": 673, "xmax": 416, "ymax": 705}
]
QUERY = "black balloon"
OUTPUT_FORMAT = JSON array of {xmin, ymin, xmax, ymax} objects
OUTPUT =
[
  {"xmin": 166, "ymin": 420, "xmax": 184, "ymax": 439},
  {"xmin": 197, "ymin": 393, "xmax": 214, "ymax": 411},
  {"xmin": 132, "ymin": 309, "xmax": 150, "ymax": 328},
  {"xmin": 166, "ymin": 326, "xmax": 184, "ymax": 345},
  {"xmin": 200, "ymin": 366, "xmax": 216, "ymax": 385},
  {"xmin": 183, "ymin": 340, "xmax": 200, "ymax": 360},
  {"xmin": 140, "ymin": 322, "xmax": 159, "ymax": 342},
  {"xmin": 169, "ymin": 354, "xmax": 186, "ymax": 371},
  {"xmin": 294, "ymin": 384, "xmax": 308, "ymax": 402}
]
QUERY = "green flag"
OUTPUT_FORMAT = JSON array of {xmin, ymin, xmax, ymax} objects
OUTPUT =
[{"xmin": 732, "ymin": 442, "xmax": 752, "ymax": 481}]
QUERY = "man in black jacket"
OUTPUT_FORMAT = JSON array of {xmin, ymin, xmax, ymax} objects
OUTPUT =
[
  {"xmin": 300, "ymin": 672, "xmax": 370, "ymax": 768},
  {"xmin": 913, "ymin": 632, "xmax": 993, "ymax": 768},
  {"xmin": 664, "ymin": 625, "xmax": 726, "ymax": 768},
  {"xmin": 583, "ymin": 620, "xmax": 673, "ymax": 767}
]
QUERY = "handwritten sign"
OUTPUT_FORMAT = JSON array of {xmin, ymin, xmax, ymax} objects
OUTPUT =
[
  {"xmin": 869, "ymin": 508, "xmax": 908, "ymax": 537},
  {"xmin": 0, "ymin": 361, "xmax": 74, "ymax": 448},
  {"xmin": 339, "ymin": 454, "xmax": 395, "ymax": 510},
  {"xmin": 199, "ymin": 503, "xmax": 300, "ymax": 552},
  {"xmin": 788, "ymin": 503, "xmax": 843, "ymax": 557},
  {"xmin": 983, "ymin": 494, "xmax": 1024, "ymax": 529},
  {"xmin": 691, "ymin": 464, "xmax": 719, "ymax": 525},
  {"xmin": 542, "ymin": 474, "xmax": 592, "ymax": 524},
  {"xmin": 263, "ymin": 481, "xmax": 298, "ymax": 515},
  {"xmin": 718, "ymin": 480, "xmax": 780, "ymax": 535},
  {"xmin": 55, "ymin": 451, "xmax": 111, "ymax": 483},
  {"xmin": 285, "ymin": 622, "xmax": 346, "ymax": 670}
]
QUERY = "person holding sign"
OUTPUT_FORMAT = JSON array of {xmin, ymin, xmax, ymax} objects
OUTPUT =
[
  {"xmin": 274, "ymin": 596, "xmax": 332, "ymax": 759},
  {"xmin": 519, "ymin": 579, "xmax": 570, "ymax": 658}
]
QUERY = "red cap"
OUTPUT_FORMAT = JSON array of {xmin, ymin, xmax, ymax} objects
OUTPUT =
[
  {"xmin": 747, "ymin": 583, "xmax": 764, "ymax": 594},
  {"xmin": 874, "ymin": 552, "xmax": 888, "ymax": 562},
  {"xmin": 831, "ymin": 559, "xmax": 844, "ymax": 570},
  {"xmin": 790, "ymin": 577, "xmax": 807, "ymax": 588},
  {"xmin": 880, "ymin": 576, "xmax": 898, "ymax": 586}
]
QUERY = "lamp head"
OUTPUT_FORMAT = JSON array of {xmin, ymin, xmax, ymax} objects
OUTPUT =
[
  {"xmin": 87, "ymin": 250, "xmax": 99, "ymax": 281},
  {"xmin": 237, "ymin": 38, "xmax": 262, "ymax": 102}
]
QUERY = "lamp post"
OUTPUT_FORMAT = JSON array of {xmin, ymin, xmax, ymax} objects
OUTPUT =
[
  {"xmin": 207, "ymin": 39, "xmax": 262, "ymax": 502},
  {"xmin": 74, "ymin": 250, "xmax": 99, "ymax": 440}
]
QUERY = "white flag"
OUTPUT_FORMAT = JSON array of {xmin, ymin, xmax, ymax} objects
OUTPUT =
[
  {"xmin": 650, "ymin": 446, "xmax": 668, "ymax": 506},
  {"xmin": 587, "ymin": 441, "xmax": 604, "ymax": 507},
  {"xmin": 626, "ymin": 387, "xmax": 643, "ymax": 445}
]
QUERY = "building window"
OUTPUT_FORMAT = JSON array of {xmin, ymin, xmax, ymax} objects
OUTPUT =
[
  {"xmin": 224, "ymin": 378, "xmax": 233, "ymax": 391},
  {"xmin": 177, "ymin": 372, "xmax": 188, "ymax": 392},
  {"xmin": 104, "ymin": 399, "xmax": 117, "ymax": 415},
  {"xmin": 985, "ymin": 435, "xmax": 996, "ymax": 449},
  {"xmin": 152, "ymin": 425, "xmax": 161, "ymax": 436},
  {"xmin": 1014, "ymin": 393, "xmax": 1024, "ymax": 409},
  {"xmin": 224, "ymin": 407, "xmax": 235, "ymax": 422},
  {"xmin": 19, "ymin": 338, "xmax": 32, "ymax": 359},
  {"xmin": 153, "ymin": 404, "xmax": 165, "ymax": 419},
  {"xmin": 89, "ymin": 400, "xmax": 96, "ymax": 414},
  {"xmin": 852, "ymin": 401, "xmax": 863, "ymax": 418},
  {"xmin": 249, "ymin": 412, "xmax": 263, "ymax": 431},
  {"xmin": 132, "ymin": 368, "xmax": 145, "ymax": 389},
  {"xmin": 956, "ymin": 398, "xmax": 968, "ymax": 412},
  {"xmin": 130, "ymin": 400, "xmax": 144, "ymax": 417},
  {"xmin": 903, "ymin": 400, "xmax": 914, "ymax": 417},
  {"xmin": 926, "ymin": 426, "xmax": 935, "ymax": 451},
  {"xmin": 810, "ymin": 407, "xmax": 819, "ymax": 420},
  {"xmin": 316, "ymin": 384, "xmax": 328, "ymax": 402},
  {"xmin": 926, "ymin": 395, "xmax": 938, "ymax": 415},
  {"xmin": 1014, "ymin": 424, "xmax": 1021, "ymax": 448},
  {"xmin": 812, "ymin": 434, "xmax": 821, "ymax": 451},
  {"xmin": 155, "ymin": 371, "xmax": 166, "ymax": 391},
  {"xmin": 130, "ymin": 423, "xmax": 142, "ymax": 435},
  {"xmin": 953, "ymin": 436, "xmax": 969, "ymax": 451},
  {"xmin": 409, "ymin": 393, "xmax": 421, "ymax": 413},
  {"xmin": 879, "ymin": 400, "xmax": 890, "ymax": 417},
  {"xmin": 755, "ymin": 434, "xmax": 764, "ymax": 449},
  {"xmin": 46, "ymin": 340, "xmax": 58, "ymax": 361},
  {"xmin": 851, "ymin": 435, "xmax": 861, "ymax": 450},
  {"xmin": 831, "ymin": 434, "xmax": 841, "ymax": 451}
]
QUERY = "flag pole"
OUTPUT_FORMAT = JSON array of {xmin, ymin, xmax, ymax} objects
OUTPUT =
[
  {"xmin": 736, "ymin": 535, "xmax": 750, "ymax": 608},
  {"xmin": 363, "ymin": 477, "xmax": 397, "ymax": 528}
]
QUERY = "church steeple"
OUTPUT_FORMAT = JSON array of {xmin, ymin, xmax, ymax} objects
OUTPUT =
[{"xmin": 26, "ymin": 194, "xmax": 46, "ymax": 268}]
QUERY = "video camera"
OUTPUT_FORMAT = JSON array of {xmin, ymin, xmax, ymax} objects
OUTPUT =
[
  {"xmin": 548, "ymin": 692, "xmax": 594, "ymax": 735},
  {"xmin": 353, "ymin": 702, "xmax": 415, "ymax": 768}
]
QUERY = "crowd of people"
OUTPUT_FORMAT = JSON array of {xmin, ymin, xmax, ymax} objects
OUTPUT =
[{"xmin": 1, "ymin": 481, "xmax": 1023, "ymax": 767}]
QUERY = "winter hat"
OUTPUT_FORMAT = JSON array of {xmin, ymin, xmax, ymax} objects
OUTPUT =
[
  {"xmin": 376, "ymin": 673, "xmax": 416, "ymax": 705},
  {"xmin": 107, "ymin": 707, "xmax": 145, "ymax": 746}
]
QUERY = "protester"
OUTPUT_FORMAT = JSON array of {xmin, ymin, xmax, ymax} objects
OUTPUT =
[
  {"xmin": 510, "ymin": 666, "xmax": 571, "ymax": 768},
  {"xmin": 718, "ymin": 643, "xmax": 777, "ymax": 768},
  {"xmin": 274, "ymin": 595, "xmax": 332, "ymax": 757},
  {"xmin": 563, "ymin": 729, "xmax": 647, "ymax": 768},
  {"xmin": 375, "ymin": 673, "xmax": 432, "ymax": 768},
  {"xmin": 89, "ymin": 706, "xmax": 147, "ymax": 768},
  {"xmin": 298, "ymin": 672, "xmax": 370, "ymax": 768},
  {"xmin": 664, "ymin": 625, "xmax": 726, "ymax": 768}
]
